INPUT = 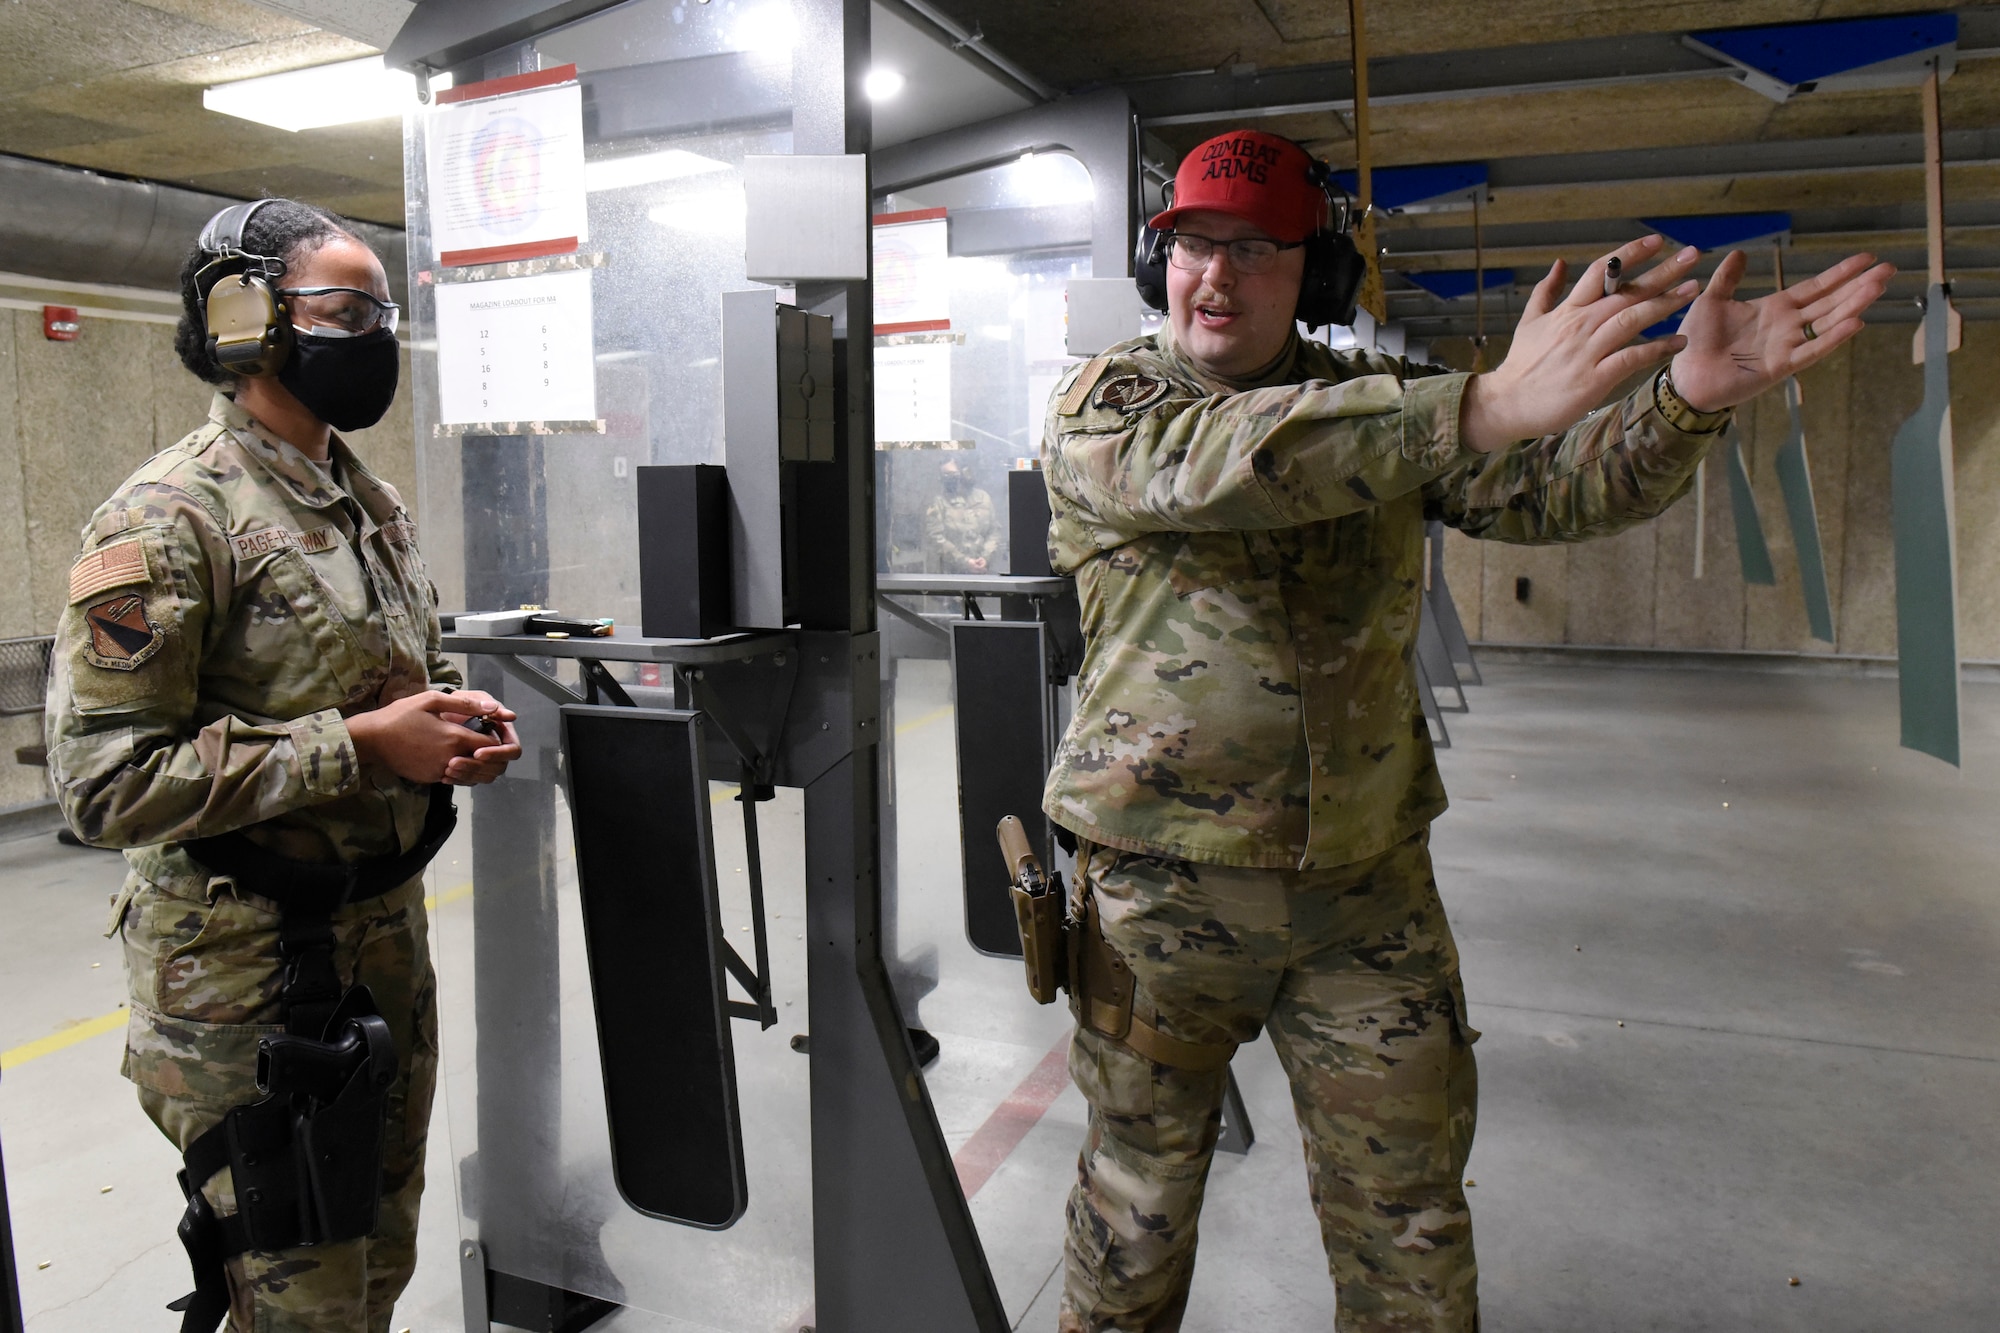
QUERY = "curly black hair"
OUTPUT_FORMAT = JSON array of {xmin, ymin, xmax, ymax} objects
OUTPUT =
[{"xmin": 173, "ymin": 198, "xmax": 363, "ymax": 385}]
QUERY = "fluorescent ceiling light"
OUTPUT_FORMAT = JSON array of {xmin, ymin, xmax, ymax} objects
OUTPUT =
[
  {"xmin": 1011, "ymin": 152, "xmax": 1094, "ymax": 207},
  {"xmin": 647, "ymin": 185, "xmax": 748, "ymax": 237},
  {"xmin": 865, "ymin": 68, "xmax": 906, "ymax": 101},
  {"xmin": 585, "ymin": 149, "xmax": 731, "ymax": 193},
  {"xmin": 734, "ymin": 3, "xmax": 798, "ymax": 53},
  {"xmin": 203, "ymin": 56, "xmax": 449, "ymax": 133}
]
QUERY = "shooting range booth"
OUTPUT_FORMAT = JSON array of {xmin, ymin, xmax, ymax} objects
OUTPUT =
[
  {"xmin": 391, "ymin": 1, "xmax": 1008, "ymax": 1328},
  {"xmin": 387, "ymin": 4, "xmax": 1481, "ymax": 1328}
]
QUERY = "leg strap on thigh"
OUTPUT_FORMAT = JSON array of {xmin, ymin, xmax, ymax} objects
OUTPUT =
[
  {"xmin": 166, "ymin": 998, "xmax": 399, "ymax": 1333},
  {"xmin": 163, "ymin": 787, "xmax": 454, "ymax": 1328},
  {"xmin": 1068, "ymin": 853, "xmax": 1236, "ymax": 1074}
]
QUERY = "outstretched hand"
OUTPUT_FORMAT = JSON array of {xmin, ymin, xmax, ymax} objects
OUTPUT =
[
  {"xmin": 1459, "ymin": 234, "xmax": 1895, "ymax": 452},
  {"xmin": 1669, "ymin": 249, "xmax": 1894, "ymax": 411}
]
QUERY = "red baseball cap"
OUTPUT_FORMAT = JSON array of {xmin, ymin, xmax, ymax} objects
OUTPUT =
[{"xmin": 1149, "ymin": 130, "xmax": 1328, "ymax": 243}]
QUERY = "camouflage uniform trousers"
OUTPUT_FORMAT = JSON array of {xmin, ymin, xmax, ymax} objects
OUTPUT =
[
  {"xmin": 118, "ymin": 867, "xmax": 439, "ymax": 1333},
  {"xmin": 1061, "ymin": 829, "xmax": 1480, "ymax": 1333}
]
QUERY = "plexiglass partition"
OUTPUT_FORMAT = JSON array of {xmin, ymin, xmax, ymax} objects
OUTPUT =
[
  {"xmin": 874, "ymin": 155, "xmax": 1104, "ymax": 577},
  {"xmin": 871, "ymin": 155, "xmax": 1158, "ymax": 1318},
  {"xmin": 404, "ymin": 2, "xmax": 814, "ymax": 1325}
]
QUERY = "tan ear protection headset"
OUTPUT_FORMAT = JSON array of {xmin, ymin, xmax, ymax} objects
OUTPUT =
[{"xmin": 195, "ymin": 199, "xmax": 292, "ymax": 377}]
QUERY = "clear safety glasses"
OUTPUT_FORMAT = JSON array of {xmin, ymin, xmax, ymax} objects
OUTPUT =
[
  {"xmin": 279, "ymin": 286, "xmax": 401, "ymax": 337},
  {"xmin": 1166, "ymin": 232, "xmax": 1307, "ymax": 275}
]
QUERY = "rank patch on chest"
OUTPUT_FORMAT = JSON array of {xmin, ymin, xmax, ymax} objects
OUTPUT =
[
  {"xmin": 84, "ymin": 593, "xmax": 163, "ymax": 669},
  {"xmin": 68, "ymin": 538, "xmax": 150, "ymax": 604},
  {"xmin": 1095, "ymin": 373, "xmax": 1169, "ymax": 413}
]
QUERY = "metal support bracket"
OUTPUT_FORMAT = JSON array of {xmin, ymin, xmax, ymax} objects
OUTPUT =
[{"xmin": 458, "ymin": 1238, "xmax": 490, "ymax": 1333}]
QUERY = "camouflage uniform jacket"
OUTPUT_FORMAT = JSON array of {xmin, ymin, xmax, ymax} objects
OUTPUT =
[
  {"xmin": 1040, "ymin": 331, "xmax": 1730, "ymax": 870},
  {"xmin": 925, "ymin": 486, "xmax": 1000, "ymax": 573},
  {"xmin": 46, "ymin": 392, "xmax": 459, "ymax": 891}
]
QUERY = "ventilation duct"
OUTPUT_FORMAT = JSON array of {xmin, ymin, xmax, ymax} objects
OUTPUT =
[{"xmin": 0, "ymin": 154, "xmax": 407, "ymax": 302}]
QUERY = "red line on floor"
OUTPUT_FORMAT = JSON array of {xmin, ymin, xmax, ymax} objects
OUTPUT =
[{"xmin": 953, "ymin": 1033, "xmax": 1074, "ymax": 1200}]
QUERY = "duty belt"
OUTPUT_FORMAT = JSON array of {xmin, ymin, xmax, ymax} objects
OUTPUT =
[
  {"xmin": 181, "ymin": 784, "xmax": 458, "ymax": 1038},
  {"xmin": 999, "ymin": 818, "xmax": 1238, "ymax": 1073},
  {"xmin": 165, "ymin": 784, "xmax": 457, "ymax": 1333}
]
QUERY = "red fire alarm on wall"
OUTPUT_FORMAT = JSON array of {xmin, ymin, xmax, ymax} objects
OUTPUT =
[{"xmin": 43, "ymin": 306, "xmax": 80, "ymax": 341}]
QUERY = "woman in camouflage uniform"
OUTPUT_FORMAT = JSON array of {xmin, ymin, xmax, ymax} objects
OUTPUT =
[{"xmin": 45, "ymin": 200, "xmax": 520, "ymax": 1332}]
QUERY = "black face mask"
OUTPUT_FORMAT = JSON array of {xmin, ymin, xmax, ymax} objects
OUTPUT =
[{"xmin": 278, "ymin": 327, "xmax": 400, "ymax": 432}]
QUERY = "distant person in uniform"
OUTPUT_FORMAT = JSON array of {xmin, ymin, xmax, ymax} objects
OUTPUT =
[
  {"xmin": 44, "ymin": 198, "xmax": 520, "ymax": 1332},
  {"xmin": 924, "ymin": 456, "xmax": 999, "ymax": 574},
  {"xmin": 1038, "ymin": 130, "xmax": 1892, "ymax": 1331}
]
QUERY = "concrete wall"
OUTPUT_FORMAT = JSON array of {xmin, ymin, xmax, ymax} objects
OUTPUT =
[
  {"xmin": 1425, "ymin": 323, "xmax": 1999, "ymax": 662},
  {"xmin": 0, "ymin": 308, "xmax": 416, "ymax": 808}
]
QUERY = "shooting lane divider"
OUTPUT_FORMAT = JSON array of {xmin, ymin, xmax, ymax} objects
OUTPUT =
[
  {"xmin": 1723, "ymin": 425, "xmax": 1778, "ymax": 586},
  {"xmin": 1770, "ymin": 248, "xmax": 1837, "ymax": 643},
  {"xmin": 1692, "ymin": 459, "xmax": 1706, "ymax": 579},
  {"xmin": 1891, "ymin": 58, "xmax": 1963, "ymax": 765}
]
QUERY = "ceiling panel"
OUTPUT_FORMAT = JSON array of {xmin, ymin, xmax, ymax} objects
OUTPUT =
[{"xmin": 0, "ymin": 0, "xmax": 1995, "ymax": 282}]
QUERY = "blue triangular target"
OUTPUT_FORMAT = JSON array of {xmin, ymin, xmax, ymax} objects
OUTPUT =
[
  {"xmin": 1643, "ymin": 212, "xmax": 1791, "ymax": 252},
  {"xmin": 1330, "ymin": 163, "xmax": 1487, "ymax": 214},
  {"xmin": 1687, "ymin": 14, "xmax": 1957, "ymax": 101},
  {"xmin": 1644, "ymin": 307, "xmax": 1687, "ymax": 340},
  {"xmin": 1401, "ymin": 269, "xmax": 1514, "ymax": 301}
]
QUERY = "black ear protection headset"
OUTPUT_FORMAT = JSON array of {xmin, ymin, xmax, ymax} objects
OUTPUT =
[
  {"xmin": 1134, "ymin": 141, "xmax": 1369, "ymax": 330},
  {"xmin": 194, "ymin": 199, "xmax": 293, "ymax": 377}
]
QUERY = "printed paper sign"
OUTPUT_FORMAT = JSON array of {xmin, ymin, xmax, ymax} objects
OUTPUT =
[
  {"xmin": 426, "ymin": 67, "xmax": 588, "ymax": 267},
  {"xmin": 875, "ymin": 342, "xmax": 952, "ymax": 443},
  {"xmin": 435, "ymin": 269, "xmax": 596, "ymax": 426}
]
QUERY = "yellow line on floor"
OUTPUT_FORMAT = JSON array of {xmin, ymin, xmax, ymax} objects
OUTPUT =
[
  {"xmin": 423, "ymin": 880, "xmax": 474, "ymax": 911},
  {"xmin": 1, "ymin": 880, "xmax": 480, "ymax": 1071},
  {"xmin": 898, "ymin": 704, "xmax": 953, "ymax": 735},
  {"xmin": 2, "ymin": 709, "xmax": 956, "ymax": 1072},
  {"xmin": 1, "ymin": 1009, "xmax": 126, "ymax": 1071}
]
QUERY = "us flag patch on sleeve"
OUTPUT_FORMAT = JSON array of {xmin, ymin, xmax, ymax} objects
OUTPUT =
[{"xmin": 68, "ymin": 539, "xmax": 150, "ymax": 604}]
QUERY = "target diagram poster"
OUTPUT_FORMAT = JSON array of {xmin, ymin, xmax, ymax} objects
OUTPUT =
[
  {"xmin": 435, "ymin": 269, "xmax": 597, "ymax": 427},
  {"xmin": 872, "ymin": 208, "xmax": 949, "ymax": 333},
  {"xmin": 426, "ymin": 65, "xmax": 587, "ymax": 267}
]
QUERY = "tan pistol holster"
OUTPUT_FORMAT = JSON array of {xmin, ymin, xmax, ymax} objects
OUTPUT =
[{"xmin": 996, "ymin": 817, "xmax": 1235, "ymax": 1073}]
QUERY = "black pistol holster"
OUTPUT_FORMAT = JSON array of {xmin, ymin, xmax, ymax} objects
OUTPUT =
[
  {"xmin": 165, "ymin": 786, "xmax": 456, "ymax": 1333},
  {"xmin": 995, "ymin": 815, "xmax": 1236, "ymax": 1075}
]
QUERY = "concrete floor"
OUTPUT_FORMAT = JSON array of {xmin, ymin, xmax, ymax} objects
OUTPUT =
[{"xmin": 3, "ymin": 658, "xmax": 1996, "ymax": 1331}]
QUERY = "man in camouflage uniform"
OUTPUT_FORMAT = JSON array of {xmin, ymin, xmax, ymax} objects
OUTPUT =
[
  {"xmin": 925, "ymin": 456, "xmax": 1000, "ymax": 573},
  {"xmin": 1039, "ymin": 130, "xmax": 1891, "ymax": 1331},
  {"xmin": 46, "ymin": 203, "xmax": 518, "ymax": 1332}
]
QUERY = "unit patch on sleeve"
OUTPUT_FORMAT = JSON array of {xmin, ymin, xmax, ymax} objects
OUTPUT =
[
  {"xmin": 68, "ymin": 539, "xmax": 151, "ymax": 605},
  {"xmin": 1095, "ymin": 373, "xmax": 1169, "ymax": 413},
  {"xmin": 83, "ymin": 593, "xmax": 164, "ymax": 670}
]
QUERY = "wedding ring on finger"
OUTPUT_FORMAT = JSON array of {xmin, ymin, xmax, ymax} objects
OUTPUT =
[{"xmin": 1802, "ymin": 320, "xmax": 1818, "ymax": 340}]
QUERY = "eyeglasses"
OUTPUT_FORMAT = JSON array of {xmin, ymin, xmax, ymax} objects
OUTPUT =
[
  {"xmin": 1166, "ymin": 232, "xmax": 1306, "ymax": 275},
  {"xmin": 278, "ymin": 286, "xmax": 400, "ymax": 337}
]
